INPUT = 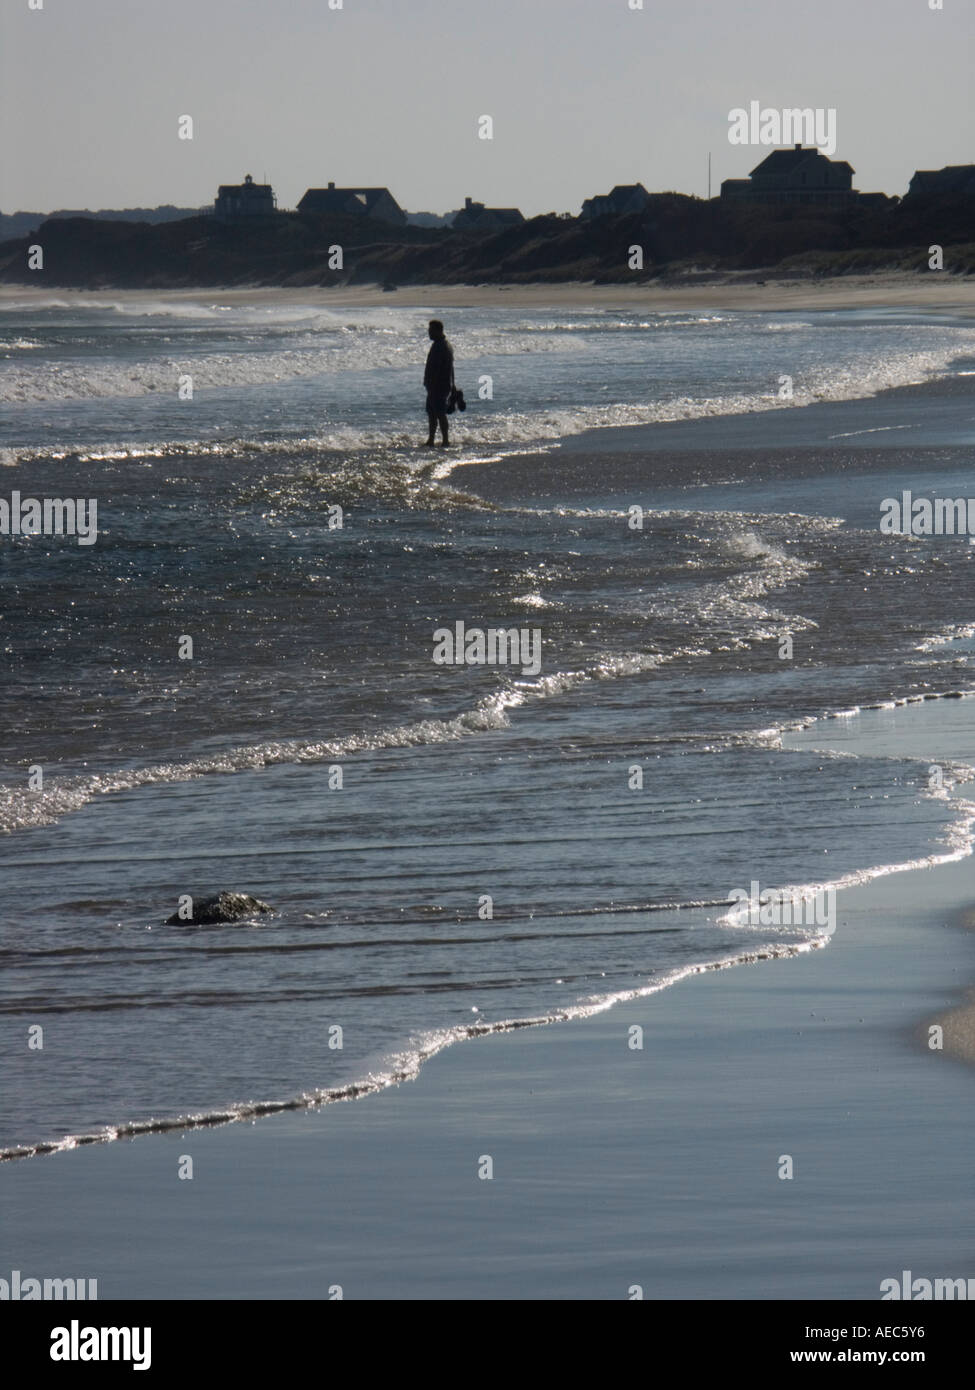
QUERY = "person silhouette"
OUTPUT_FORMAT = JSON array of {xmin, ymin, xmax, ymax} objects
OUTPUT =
[{"xmin": 423, "ymin": 319, "xmax": 454, "ymax": 447}]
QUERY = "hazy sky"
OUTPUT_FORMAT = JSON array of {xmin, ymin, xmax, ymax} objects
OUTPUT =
[{"xmin": 2, "ymin": 0, "xmax": 971, "ymax": 214}]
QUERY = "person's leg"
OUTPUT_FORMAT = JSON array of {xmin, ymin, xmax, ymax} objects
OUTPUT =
[
  {"xmin": 437, "ymin": 411, "xmax": 449, "ymax": 445},
  {"xmin": 424, "ymin": 398, "xmax": 437, "ymax": 446}
]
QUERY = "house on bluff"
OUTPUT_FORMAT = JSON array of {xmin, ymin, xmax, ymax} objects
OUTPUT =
[
  {"xmin": 451, "ymin": 197, "xmax": 525, "ymax": 230},
  {"xmin": 721, "ymin": 146, "xmax": 858, "ymax": 207},
  {"xmin": 907, "ymin": 164, "xmax": 975, "ymax": 198},
  {"xmin": 579, "ymin": 183, "xmax": 652, "ymax": 219},
  {"xmin": 297, "ymin": 183, "xmax": 407, "ymax": 225},
  {"xmin": 213, "ymin": 174, "xmax": 277, "ymax": 220}
]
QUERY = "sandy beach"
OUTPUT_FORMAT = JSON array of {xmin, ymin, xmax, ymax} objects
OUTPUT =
[
  {"xmin": 1, "ymin": 695, "xmax": 973, "ymax": 1301},
  {"xmin": 3, "ymin": 272, "xmax": 975, "ymax": 315},
  {"xmin": 4, "ymin": 282, "xmax": 975, "ymax": 1312},
  {"xmin": 9, "ymin": 0, "xmax": 975, "ymax": 1347}
]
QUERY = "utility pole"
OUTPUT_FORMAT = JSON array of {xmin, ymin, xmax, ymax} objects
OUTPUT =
[{"xmin": 707, "ymin": 152, "xmax": 711, "ymax": 200}]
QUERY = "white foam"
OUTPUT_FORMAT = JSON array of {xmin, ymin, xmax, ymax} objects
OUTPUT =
[
  {"xmin": 0, "ymin": 323, "xmax": 584, "ymax": 405},
  {"xmin": 0, "ymin": 623, "xmax": 767, "ymax": 835},
  {"xmin": 916, "ymin": 623, "xmax": 975, "ymax": 654},
  {"xmin": 0, "ymin": 936, "xmax": 826, "ymax": 1165}
]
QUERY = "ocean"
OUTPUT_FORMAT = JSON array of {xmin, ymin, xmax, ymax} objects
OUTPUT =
[{"xmin": 2, "ymin": 293, "xmax": 975, "ymax": 1161}]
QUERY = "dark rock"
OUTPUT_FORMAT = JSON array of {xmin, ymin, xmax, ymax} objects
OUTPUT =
[{"xmin": 166, "ymin": 891, "xmax": 273, "ymax": 925}]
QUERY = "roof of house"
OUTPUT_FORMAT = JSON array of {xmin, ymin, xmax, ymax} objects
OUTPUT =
[
  {"xmin": 299, "ymin": 186, "xmax": 400, "ymax": 212},
  {"xmin": 748, "ymin": 147, "xmax": 852, "ymax": 177},
  {"xmin": 217, "ymin": 175, "xmax": 273, "ymax": 195},
  {"xmin": 910, "ymin": 165, "xmax": 975, "ymax": 190},
  {"xmin": 454, "ymin": 202, "xmax": 524, "ymax": 224},
  {"xmin": 916, "ymin": 164, "xmax": 975, "ymax": 176},
  {"xmin": 581, "ymin": 183, "xmax": 651, "ymax": 216},
  {"xmin": 750, "ymin": 147, "xmax": 813, "ymax": 176}
]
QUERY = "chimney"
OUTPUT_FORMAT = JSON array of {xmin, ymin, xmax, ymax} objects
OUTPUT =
[
  {"xmin": 795, "ymin": 143, "xmax": 802, "ymax": 151},
  {"xmin": 328, "ymin": 181, "xmax": 335, "ymax": 190},
  {"xmin": 465, "ymin": 196, "xmax": 473, "ymax": 208}
]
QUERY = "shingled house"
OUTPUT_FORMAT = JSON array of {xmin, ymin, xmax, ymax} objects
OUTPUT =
[
  {"xmin": 214, "ymin": 174, "xmax": 277, "ymax": 220},
  {"xmin": 907, "ymin": 164, "xmax": 975, "ymax": 198},
  {"xmin": 580, "ymin": 183, "xmax": 652, "ymax": 219},
  {"xmin": 451, "ymin": 197, "xmax": 525, "ymax": 230},
  {"xmin": 297, "ymin": 183, "xmax": 407, "ymax": 225},
  {"xmin": 721, "ymin": 146, "xmax": 857, "ymax": 207}
]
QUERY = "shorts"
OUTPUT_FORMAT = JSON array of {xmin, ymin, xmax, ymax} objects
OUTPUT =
[{"xmin": 426, "ymin": 390, "xmax": 450, "ymax": 416}]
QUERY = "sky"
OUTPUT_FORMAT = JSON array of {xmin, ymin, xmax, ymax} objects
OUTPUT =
[{"xmin": 1, "ymin": 0, "xmax": 972, "ymax": 215}]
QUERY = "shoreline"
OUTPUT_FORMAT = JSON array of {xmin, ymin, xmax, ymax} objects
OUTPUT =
[
  {"xmin": 3, "ymin": 685, "xmax": 974, "ymax": 1168},
  {"xmin": 4, "ymin": 292, "xmax": 975, "ymax": 1298},
  {"xmin": 3, "ymin": 272, "xmax": 975, "ymax": 314},
  {"xmin": 2, "ymin": 696, "xmax": 974, "ymax": 1297},
  {"xmin": 3, "ymin": 827, "xmax": 975, "ymax": 1297}
]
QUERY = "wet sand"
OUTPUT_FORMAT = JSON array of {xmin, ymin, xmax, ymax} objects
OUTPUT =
[{"xmin": 2, "ymin": 696, "xmax": 975, "ymax": 1300}]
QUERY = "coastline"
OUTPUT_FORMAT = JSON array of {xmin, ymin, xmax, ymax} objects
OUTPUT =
[
  {"xmin": 3, "ymin": 272, "xmax": 975, "ymax": 315},
  {"xmin": 4, "ymin": 288, "xmax": 975, "ymax": 1301},
  {"xmin": 10, "ymin": 0, "xmax": 975, "ymax": 1326},
  {"xmin": 2, "ymin": 694, "xmax": 974, "ymax": 1300}
]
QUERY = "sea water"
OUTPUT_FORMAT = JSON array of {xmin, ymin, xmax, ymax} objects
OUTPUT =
[{"xmin": 2, "ymin": 296, "xmax": 974, "ymax": 1158}]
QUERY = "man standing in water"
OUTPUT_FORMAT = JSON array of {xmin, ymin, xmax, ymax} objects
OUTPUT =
[{"xmin": 423, "ymin": 319, "xmax": 454, "ymax": 447}]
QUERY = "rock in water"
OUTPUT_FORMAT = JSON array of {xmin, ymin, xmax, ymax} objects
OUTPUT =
[{"xmin": 166, "ymin": 892, "xmax": 273, "ymax": 925}]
